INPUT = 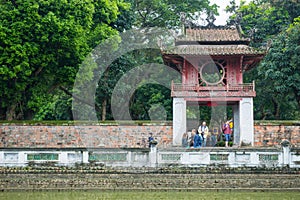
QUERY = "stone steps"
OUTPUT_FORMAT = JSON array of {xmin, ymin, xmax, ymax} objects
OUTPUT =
[{"xmin": 1, "ymin": 173, "xmax": 299, "ymax": 191}]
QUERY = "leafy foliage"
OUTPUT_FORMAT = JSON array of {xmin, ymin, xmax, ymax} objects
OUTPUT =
[
  {"xmin": 228, "ymin": 0, "xmax": 300, "ymax": 119},
  {"xmin": 94, "ymin": 0, "xmax": 217, "ymax": 121},
  {"xmin": 129, "ymin": 0, "xmax": 217, "ymax": 28},
  {"xmin": 0, "ymin": 0, "xmax": 128, "ymax": 120},
  {"xmin": 3, "ymin": 0, "xmax": 299, "ymax": 122}
]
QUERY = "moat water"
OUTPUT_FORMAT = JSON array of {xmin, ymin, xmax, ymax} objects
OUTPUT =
[{"xmin": 0, "ymin": 191, "xmax": 299, "ymax": 200}]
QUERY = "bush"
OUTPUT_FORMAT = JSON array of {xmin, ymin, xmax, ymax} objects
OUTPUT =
[{"xmin": 216, "ymin": 141, "xmax": 233, "ymax": 147}]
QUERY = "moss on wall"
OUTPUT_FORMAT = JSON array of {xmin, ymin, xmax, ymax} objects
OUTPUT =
[{"xmin": 0, "ymin": 120, "xmax": 173, "ymax": 126}]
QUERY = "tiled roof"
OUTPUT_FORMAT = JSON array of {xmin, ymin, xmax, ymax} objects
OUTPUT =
[
  {"xmin": 162, "ymin": 45, "xmax": 264, "ymax": 56},
  {"xmin": 177, "ymin": 27, "xmax": 250, "ymax": 42}
]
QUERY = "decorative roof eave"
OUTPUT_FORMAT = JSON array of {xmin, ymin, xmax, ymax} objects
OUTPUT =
[
  {"xmin": 242, "ymin": 55, "xmax": 265, "ymax": 71},
  {"xmin": 162, "ymin": 45, "xmax": 266, "ymax": 57},
  {"xmin": 175, "ymin": 40, "xmax": 250, "ymax": 46},
  {"xmin": 161, "ymin": 46, "xmax": 266, "ymax": 72}
]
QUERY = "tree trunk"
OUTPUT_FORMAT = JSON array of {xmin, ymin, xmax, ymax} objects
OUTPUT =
[
  {"xmin": 101, "ymin": 99, "xmax": 107, "ymax": 121},
  {"xmin": 59, "ymin": 86, "xmax": 101, "ymax": 114},
  {"xmin": 272, "ymin": 97, "xmax": 280, "ymax": 120},
  {"xmin": 0, "ymin": 104, "xmax": 6, "ymax": 120},
  {"xmin": 295, "ymin": 92, "xmax": 300, "ymax": 110},
  {"xmin": 6, "ymin": 104, "xmax": 17, "ymax": 121},
  {"xmin": 260, "ymin": 105, "xmax": 267, "ymax": 120}
]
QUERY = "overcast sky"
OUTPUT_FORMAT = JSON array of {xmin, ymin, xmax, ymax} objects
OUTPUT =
[{"xmin": 209, "ymin": 0, "xmax": 251, "ymax": 25}]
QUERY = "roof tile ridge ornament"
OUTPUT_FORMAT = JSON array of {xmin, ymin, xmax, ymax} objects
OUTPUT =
[
  {"xmin": 233, "ymin": 13, "xmax": 250, "ymax": 42},
  {"xmin": 180, "ymin": 12, "xmax": 187, "ymax": 36},
  {"xmin": 206, "ymin": 10, "xmax": 216, "ymax": 28}
]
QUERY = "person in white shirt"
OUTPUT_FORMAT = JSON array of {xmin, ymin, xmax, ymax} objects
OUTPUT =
[{"xmin": 198, "ymin": 121, "xmax": 209, "ymax": 147}]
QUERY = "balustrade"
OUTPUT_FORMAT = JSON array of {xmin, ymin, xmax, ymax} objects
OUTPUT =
[{"xmin": 171, "ymin": 81, "xmax": 256, "ymax": 97}]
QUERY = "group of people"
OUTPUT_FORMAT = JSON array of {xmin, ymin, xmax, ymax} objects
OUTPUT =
[
  {"xmin": 148, "ymin": 120, "xmax": 233, "ymax": 148},
  {"xmin": 182, "ymin": 120, "xmax": 233, "ymax": 148},
  {"xmin": 182, "ymin": 121, "xmax": 210, "ymax": 148}
]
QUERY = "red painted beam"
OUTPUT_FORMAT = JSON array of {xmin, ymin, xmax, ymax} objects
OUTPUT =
[{"xmin": 184, "ymin": 97, "xmax": 242, "ymax": 102}]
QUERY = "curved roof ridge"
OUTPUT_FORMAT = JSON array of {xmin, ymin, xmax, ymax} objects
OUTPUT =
[{"xmin": 178, "ymin": 25, "xmax": 250, "ymax": 43}]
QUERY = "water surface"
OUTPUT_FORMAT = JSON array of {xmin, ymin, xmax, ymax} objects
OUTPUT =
[{"xmin": 0, "ymin": 191, "xmax": 299, "ymax": 200}]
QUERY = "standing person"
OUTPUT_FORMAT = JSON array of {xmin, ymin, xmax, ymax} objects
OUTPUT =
[
  {"xmin": 198, "ymin": 121, "xmax": 209, "ymax": 147},
  {"xmin": 222, "ymin": 121, "xmax": 232, "ymax": 147},
  {"xmin": 188, "ymin": 129, "xmax": 196, "ymax": 148},
  {"xmin": 193, "ymin": 130, "xmax": 201, "ymax": 148},
  {"xmin": 148, "ymin": 133, "xmax": 155, "ymax": 148},
  {"xmin": 211, "ymin": 128, "xmax": 217, "ymax": 147},
  {"xmin": 229, "ymin": 119, "xmax": 234, "ymax": 132},
  {"xmin": 182, "ymin": 133, "xmax": 188, "ymax": 147}
]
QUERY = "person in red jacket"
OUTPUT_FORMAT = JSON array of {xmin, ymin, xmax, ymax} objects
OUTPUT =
[{"xmin": 222, "ymin": 120, "xmax": 232, "ymax": 147}]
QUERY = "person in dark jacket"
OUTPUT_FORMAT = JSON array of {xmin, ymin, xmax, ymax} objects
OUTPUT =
[
  {"xmin": 193, "ymin": 131, "xmax": 202, "ymax": 148},
  {"xmin": 182, "ymin": 132, "xmax": 188, "ymax": 147},
  {"xmin": 148, "ymin": 133, "xmax": 155, "ymax": 148}
]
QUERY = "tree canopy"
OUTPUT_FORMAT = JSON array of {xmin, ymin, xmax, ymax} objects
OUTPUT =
[
  {"xmin": 0, "ymin": 0, "xmax": 128, "ymax": 120},
  {"xmin": 1, "ymin": 0, "xmax": 299, "ymax": 121},
  {"xmin": 94, "ymin": 0, "xmax": 217, "ymax": 121},
  {"xmin": 227, "ymin": 0, "xmax": 300, "ymax": 119}
]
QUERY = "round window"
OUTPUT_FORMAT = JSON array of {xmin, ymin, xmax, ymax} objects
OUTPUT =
[{"xmin": 200, "ymin": 62, "xmax": 225, "ymax": 85}]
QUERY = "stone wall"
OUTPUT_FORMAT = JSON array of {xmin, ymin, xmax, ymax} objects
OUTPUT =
[
  {"xmin": 0, "ymin": 121, "xmax": 299, "ymax": 148},
  {"xmin": 0, "ymin": 124, "xmax": 173, "ymax": 148},
  {"xmin": 254, "ymin": 122, "xmax": 300, "ymax": 147},
  {"xmin": 1, "ymin": 168, "xmax": 300, "ymax": 191}
]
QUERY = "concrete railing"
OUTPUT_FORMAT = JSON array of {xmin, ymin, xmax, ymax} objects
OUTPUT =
[{"xmin": 1, "ymin": 145, "xmax": 300, "ymax": 168}]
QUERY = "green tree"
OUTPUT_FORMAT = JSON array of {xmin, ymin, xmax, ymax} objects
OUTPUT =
[
  {"xmin": 129, "ymin": 0, "xmax": 217, "ymax": 28},
  {"xmin": 0, "ymin": 0, "xmax": 127, "ymax": 120},
  {"xmin": 227, "ymin": 0, "xmax": 300, "ymax": 119},
  {"xmin": 227, "ymin": 0, "xmax": 290, "ymax": 46},
  {"xmin": 258, "ymin": 18, "xmax": 300, "ymax": 118},
  {"xmin": 94, "ymin": 0, "xmax": 218, "ymax": 121}
]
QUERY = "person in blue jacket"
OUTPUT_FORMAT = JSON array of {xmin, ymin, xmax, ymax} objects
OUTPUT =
[{"xmin": 193, "ymin": 131, "xmax": 202, "ymax": 148}]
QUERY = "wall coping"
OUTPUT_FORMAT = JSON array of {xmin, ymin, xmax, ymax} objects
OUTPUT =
[
  {"xmin": 0, "ymin": 147, "xmax": 151, "ymax": 152},
  {"xmin": 0, "ymin": 121, "xmax": 173, "ymax": 126},
  {"xmin": 254, "ymin": 120, "xmax": 300, "ymax": 126},
  {"xmin": 159, "ymin": 147, "xmax": 282, "ymax": 152},
  {"xmin": 0, "ymin": 147, "xmax": 289, "ymax": 152},
  {"xmin": 0, "ymin": 120, "xmax": 299, "ymax": 126}
]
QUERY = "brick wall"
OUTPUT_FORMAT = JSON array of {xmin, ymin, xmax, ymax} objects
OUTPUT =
[
  {"xmin": 254, "ymin": 123, "xmax": 300, "ymax": 147},
  {"xmin": 0, "ymin": 125, "xmax": 173, "ymax": 148},
  {"xmin": 0, "ymin": 122, "xmax": 299, "ymax": 148}
]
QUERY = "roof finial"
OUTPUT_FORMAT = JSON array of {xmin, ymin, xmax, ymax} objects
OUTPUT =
[
  {"xmin": 206, "ymin": 11, "xmax": 216, "ymax": 28},
  {"xmin": 180, "ymin": 12, "xmax": 187, "ymax": 35},
  {"xmin": 234, "ymin": 13, "xmax": 242, "ymax": 25}
]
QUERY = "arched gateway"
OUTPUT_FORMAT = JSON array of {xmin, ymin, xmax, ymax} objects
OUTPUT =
[{"xmin": 161, "ymin": 25, "xmax": 265, "ymax": 146}]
